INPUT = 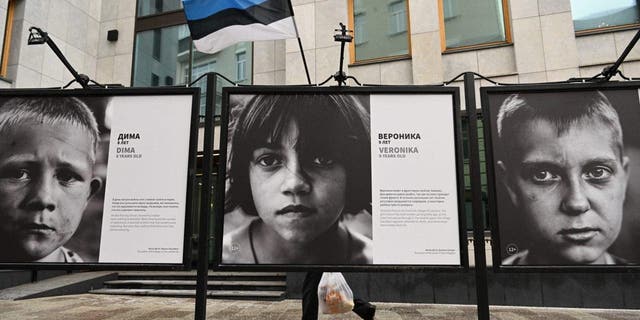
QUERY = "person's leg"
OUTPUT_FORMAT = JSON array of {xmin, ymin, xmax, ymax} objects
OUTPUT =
[
  {"xmin": 352, "ymin": 298, "xmax": 376, "ymax": 320},
  {"xmin": 301, "ymin": 272, "xmax": 323, "ymax": 320}
]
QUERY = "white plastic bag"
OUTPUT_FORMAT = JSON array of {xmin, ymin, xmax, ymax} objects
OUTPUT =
[{"xmin": 317, "ymin": 272, "xmax": 354, "ymax": 314}]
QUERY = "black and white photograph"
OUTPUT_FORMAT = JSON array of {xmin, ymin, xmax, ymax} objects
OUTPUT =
[
  {"xmin": 221, "ymin": 93, "xmax": 374, "ymax": 265},
  {"xmin": 0, "ymin": 95, "xmax": 111, "ymax": 263},
  {"xmin": 217, "ymin": 88, "xmax": 466, "ymax": 269},
  {"xmin": 0, "ymin": 88, "xmax": 198, "ymax": 268},
  {"xmin": 484, "ymin": 86, "xmax": 640, "ymax": 267}
]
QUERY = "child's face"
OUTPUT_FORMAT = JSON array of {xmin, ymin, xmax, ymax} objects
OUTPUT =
[
  {"xmin": 0, "ymin": 121, "xmax": 101, "ymax": 261},
  {"xmin": 500, "ymin": 119, "xmax": 629, "ymax": 264},
  {"xmin": 248, "ymin": 119, "xmax": 347, "ymax": 243}
]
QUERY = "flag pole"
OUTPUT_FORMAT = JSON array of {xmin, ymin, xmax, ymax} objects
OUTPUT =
[
  {"xmin": 287, "ymin": 1, "xmax": 312, "ymax": 85},
  {"xmin": 297, "ymin": 37, "xmax": 312, "ymax": 85}
]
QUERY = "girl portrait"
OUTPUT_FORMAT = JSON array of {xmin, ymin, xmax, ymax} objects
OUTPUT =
[{"xmin": 221, "ymin": 93, "xmax": 373, "ymax": 265}]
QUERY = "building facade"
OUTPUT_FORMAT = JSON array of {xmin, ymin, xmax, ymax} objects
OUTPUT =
[{"xmin": 0, "ymin": 1, "xmax": 637, "ymax": 93}]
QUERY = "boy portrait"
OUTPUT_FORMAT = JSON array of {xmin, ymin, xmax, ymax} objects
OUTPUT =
[
  {"xmin": 0, "ymin": 96, "xmax": 109, "ymax": 263},
  {"xmin": 489, "ymin": 89, "xmax": 638, "ymax": 266}
]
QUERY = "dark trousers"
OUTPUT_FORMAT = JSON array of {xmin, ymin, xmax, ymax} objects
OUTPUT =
[{"xmin": 301, "ymin": 272, "xmax": 375, "ymax": 320}]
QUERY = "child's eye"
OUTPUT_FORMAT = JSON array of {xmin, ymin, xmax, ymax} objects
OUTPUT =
[
  {"xmin": 256, "ymin": 154, "xmax": 282, "ymax": 167},
  {"xmin": 311, "ymin": 156, "xmax": 335, "ymax": 167},
  {"xmin": 530, "ymin": 170, "xmax": 560, "ymax": 183},
  {"xmin": 56, "ymin": 169, "xmax": 83, "ymax": 184},
  {"xmin": 584, "ymin": 166, "xmax": 612, "ymax": 181},
  {"xmin": 2, "ymin": 168, "xmax": 30, "ymax": 181}
]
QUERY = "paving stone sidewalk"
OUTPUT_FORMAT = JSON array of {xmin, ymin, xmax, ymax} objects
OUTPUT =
[{"xmin": 1, "ymin": 294, "xmax": 639, "ymax": 320}]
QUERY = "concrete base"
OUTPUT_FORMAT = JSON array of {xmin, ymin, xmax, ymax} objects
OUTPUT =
[
  {"xmin": 287, "ymin": 271, "xmax": 640, "ymax": 309},
  {"xmin": 0, "ymin": 270, "xmax": 68, "ymax": 290}
]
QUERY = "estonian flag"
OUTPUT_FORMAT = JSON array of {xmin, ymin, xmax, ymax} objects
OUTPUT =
[{"xmin": 182, "ymin": 0, "xmax": 298, "ymax": 54}]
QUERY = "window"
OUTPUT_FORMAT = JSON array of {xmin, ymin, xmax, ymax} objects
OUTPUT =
[
  {"xmin": 192, "ymin": 61, "xmax": 215, "ymax": 112},
  {"xmin": 192, "ymin": 60, "xmax": 216, "ymax": 115},
  {"xmin": 133, "ymin": 8, "xmax": 253, "ymax": 117},
  {"xmin": 133, "ymin": 25, "xmax": 187, "ymax": 87},
  {"xmin": 353, "ymin": 0, "xmax": 364, "ymax": 12},
  {"xmin": 443, "ymin": 0, "xmax": 456, "ymax": 19},
  {"xmin": 571, "ymin": 0, "xmax": 640, "ymax": 34},
  {"xmin": 440, "ymin": 0, "xmax": 511, "ymax": 52},
  {"xmin": 152, "ymin": 29, "xmax": 162, "ymax": 60},
  {"xmin": 137, "ymin": 0, "xmax": 182, "ymax": 17},
  {"xmin": 189, "ymin": 42, "xmax": 252, "ymax": 114},
  {"xmin": 349, "ymin": 0, "xmax": 410, "ymax": 63},
  {"xmin": 389, "ymin": 1, "xmax": 407, "ymax": 34},
  {"xmin": 192, "ymin": 61, "xmax": 216, "ymax": 81},
  {"xmin": 354, "ymin": 12, "xmax": 366, "ymax": 45},
  {"xmin": 236, "ymin": 51, "xmax": 247, "ymax": 82}
]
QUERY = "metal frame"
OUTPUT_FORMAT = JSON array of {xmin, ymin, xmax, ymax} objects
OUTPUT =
[
  {"xmin": 0, "ymin": 86, "xmax": 200, "ymax": 270},
  {"xmin": 213, "ymin": 85, "xmax": 469, "ymax": 272}
]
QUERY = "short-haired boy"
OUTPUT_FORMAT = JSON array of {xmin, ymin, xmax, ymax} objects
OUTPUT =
[
  {"xmin": 496, "ymin": 91, "xmax": 629, "ymax": 265},
  {"xmin": 0, "ymin": 97, "xmax": 103, "ymax": 262}
]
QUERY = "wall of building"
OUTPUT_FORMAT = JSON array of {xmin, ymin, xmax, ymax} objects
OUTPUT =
[
  {"xmin": 4, "ymin": 1, "xmax": 640, "ymax": 92},
  {"xmin": 0, "ymin": 0, "xmax": 136, "ymax": 89},
  {"xmin": 251, "ymin": 0, "xmax": 640, "ymax": 108},
  {"xmin": 5, "ymin": 0, "xmax": 102, "ymax": 88},
  {"xmin": 253, "ymin": 39, "xmax": 287, "ymax": 85},
  {"xmin": 96, "ymin": 0, "xmax": 135, "ymax": 87}
]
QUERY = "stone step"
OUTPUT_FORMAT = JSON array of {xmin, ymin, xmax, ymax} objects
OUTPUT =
[
  {"xmin": 118, "ymin": 271, "xmax": 286, "ymax": 276},
  {"xmin": 90, "ymin": 288, "xmax": 286, "ymax": 300},
  {"xmin": 105, "ymin": 280, "xmax": 286, "ymax": 287},
  {"xmin": 90, "ymin": 271, "xmax": 288, "ymax": 301},
  {"xmin": 116, "ymin": 271, "xmax": 286, "ymax": 281}
]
